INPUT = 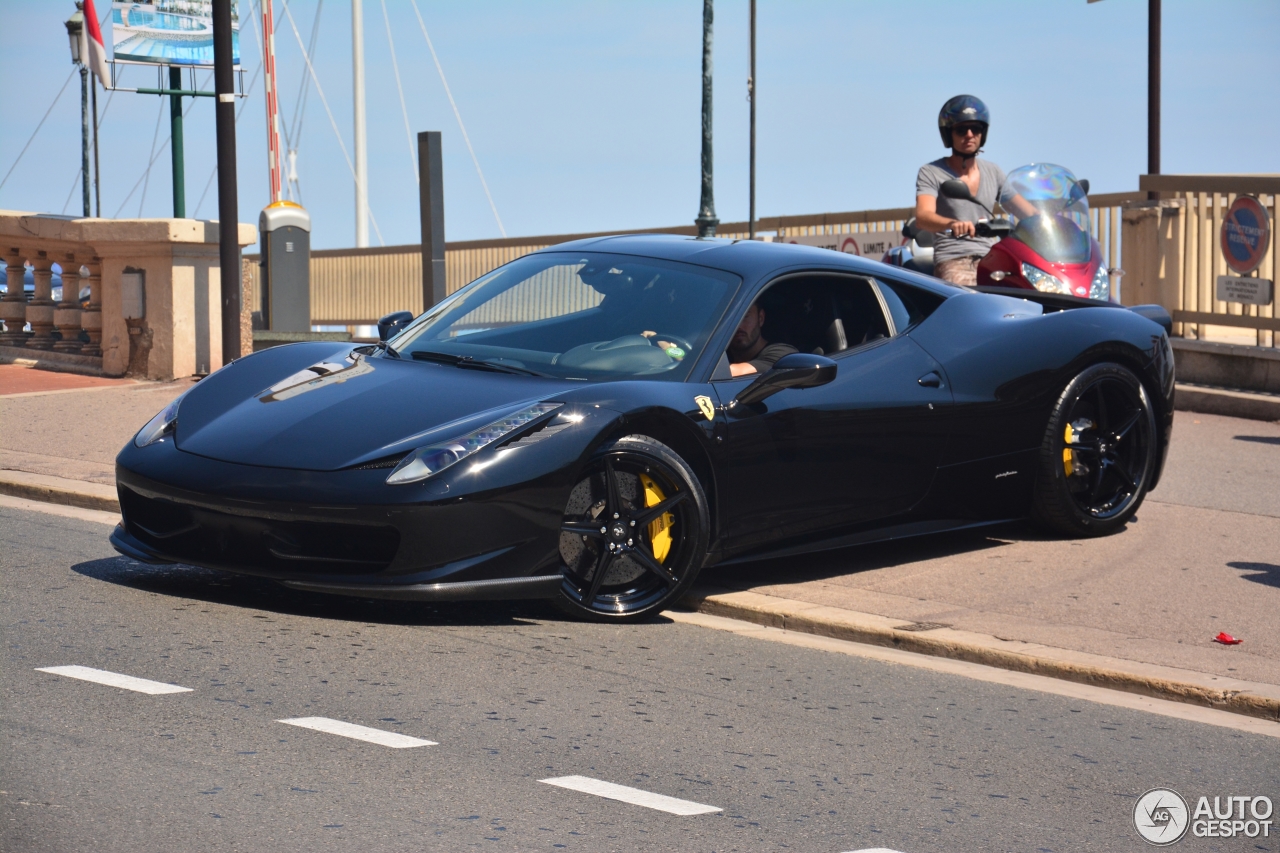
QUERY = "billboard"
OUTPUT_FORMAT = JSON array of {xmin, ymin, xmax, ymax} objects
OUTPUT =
[{"xmin": 110, "ymin": 1, "xmax": 240, "ymax": 67}]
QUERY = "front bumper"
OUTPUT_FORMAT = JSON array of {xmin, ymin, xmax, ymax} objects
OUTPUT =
[{"xmin": 110, "ymin": 409, "xmax": 616, "ymax": 594}]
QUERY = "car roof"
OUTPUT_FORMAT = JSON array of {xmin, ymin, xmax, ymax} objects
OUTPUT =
[{"xmin": 532, "ymin": 233, "xmax": 957, "ymax": 297}]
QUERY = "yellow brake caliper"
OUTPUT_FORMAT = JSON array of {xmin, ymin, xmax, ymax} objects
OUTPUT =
[
  {"xmin": 1063, "ymin": 424, "xmax": 1076, "ymax": 477},
  {"xmin": 639, "ymin": 474, "xmax": 674, "ymax": 563}
]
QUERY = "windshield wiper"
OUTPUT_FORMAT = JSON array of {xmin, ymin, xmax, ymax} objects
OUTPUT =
[
  {"xmin": 409, "ymin": 350, "xmax": 549, "ymax": 377},
  {"xmin": 375, "ymin": 340, "xmax": 401, "ymax": 358}
]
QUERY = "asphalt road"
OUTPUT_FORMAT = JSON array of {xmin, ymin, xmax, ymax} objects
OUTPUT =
[{"xmin": 4, "ymin": 504, "xmax": 1278, "ymax": 853}]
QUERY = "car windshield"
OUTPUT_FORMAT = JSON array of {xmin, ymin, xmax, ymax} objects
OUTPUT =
[
  {"xmin": 1001, "ymin": 163, "xmax": 1092, "ymax": 264},
  {"xmin": 389, "ymin": 252, "xmax": 739, "ymax": 381}
]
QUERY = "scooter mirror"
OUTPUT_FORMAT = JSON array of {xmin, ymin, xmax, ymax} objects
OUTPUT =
[
  {"xmin": 939, "ymin": 179, "xmax": 973, "ymax": 201},
  {"xmin": 1077, "ymin": 179, "xmax": 1090, "ymax": 195}
]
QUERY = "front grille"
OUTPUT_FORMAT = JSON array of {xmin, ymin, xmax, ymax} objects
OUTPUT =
[{"xmin": 119, "ymin": 487, "xmax": 400, "ymax": 575}]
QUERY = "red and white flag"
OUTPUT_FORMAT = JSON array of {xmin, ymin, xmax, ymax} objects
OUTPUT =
[{"xmin": 82, "ymin": 0, "xmax": 111, "ymax": 89}]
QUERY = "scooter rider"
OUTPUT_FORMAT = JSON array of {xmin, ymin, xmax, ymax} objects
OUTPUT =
[{"xmin": 915, "ymin": 95, "xmax": 1007, "ymax": 287}]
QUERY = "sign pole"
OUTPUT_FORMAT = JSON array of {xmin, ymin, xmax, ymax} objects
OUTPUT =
[
  {"xmin": 169, "ymin": 66, "xmax": 185, "ymax": 218},
  {"xmin": 748, "ymin": 0, "xmax": 755, "ymax": 240},
  {"xmin": 1147, "ymin": 0, "xmax": 1160, "ymax": 200},
  {"xmin": 213, "ymin": 0, "xmax": 241, "ymax": 363}
]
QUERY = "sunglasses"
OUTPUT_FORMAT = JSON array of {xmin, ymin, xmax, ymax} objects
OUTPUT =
[{"xmin": 952, "ymin": 124, "xmax": 984, "ymax": 137}]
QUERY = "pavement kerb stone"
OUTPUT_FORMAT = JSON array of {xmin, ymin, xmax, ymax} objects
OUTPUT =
[
  {"xmin": 0, "ymin": 470, "xmax": 119, "ymax": 513},
  {"xmin": 681, "ymin": 586, "xmax": 1280, "ymax": 724}
]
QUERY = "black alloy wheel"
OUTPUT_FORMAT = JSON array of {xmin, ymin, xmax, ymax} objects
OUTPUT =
[
  {"xmin": 1032, "ymin": 362, "xmax": 1157, "ymax": 537},
  {"xmin": 555, "ymin": 435, "xmax": 709, "ymax": 621}
]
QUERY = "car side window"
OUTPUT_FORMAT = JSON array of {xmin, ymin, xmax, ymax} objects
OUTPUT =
[
  {"xmin": 872, "ymin": 280, "xmax": 911, "ymax": 335},
  {"xmin": 873, "ymin": 277, "xmax": 946, "ymax": 331},
  {"xmin": 714, "ymin": 275, "xmax": 894, "ymax": 380}
]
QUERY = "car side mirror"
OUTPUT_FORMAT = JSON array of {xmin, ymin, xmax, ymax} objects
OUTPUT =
[
  {"xmin": 940, "ymin": 179, "xmax": 973, "ymax": 201},
  {"xmin": 1078, "ymin": 179, "xmax": 1090, "ymax": 195},
  {"xmin": 734, "ymin": 353, "xmax": 837, "ymax": 407},
  {"xmin": 901, "ymin": 217, "xmax": 919, "ymax": 239},
  {"xmin": 377, "ymin": 311, "xmax": 415, "ymax": 342}
]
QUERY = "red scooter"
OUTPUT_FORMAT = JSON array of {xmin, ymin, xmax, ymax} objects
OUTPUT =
[{"xmin": 939, "ymin": 163, "xmax": 1118, "ymax": 301}]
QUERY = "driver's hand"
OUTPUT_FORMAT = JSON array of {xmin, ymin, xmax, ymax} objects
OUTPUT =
[
  {"xmin": 950, "ymin": 220, "xmax": 976, "ymax": 238},
  {"xmin": 655, "ymin": 340, "xmax": 674, "ymax": 351},
  {"xmin": 641, "ymin": 330, "xmax": 657, "ymax": 338}
]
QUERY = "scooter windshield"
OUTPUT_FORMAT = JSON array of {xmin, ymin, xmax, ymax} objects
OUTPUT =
[{"xmin": 1001, "ymin": 164, "xmax": 1091, "ymax": 264}]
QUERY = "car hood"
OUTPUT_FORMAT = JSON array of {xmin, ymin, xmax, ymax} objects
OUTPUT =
[{"xmin": 175, "ymin": 344, "xmax": 579, "ymax": 471}]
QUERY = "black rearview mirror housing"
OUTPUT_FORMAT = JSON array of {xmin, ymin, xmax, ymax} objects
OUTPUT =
[
  {"xmin": 1078, "ymin": 179, "xmax": 1090, "ymax": 195},
  {"xmin": 939, "ymin": 179, "xmax": 973, "ymax": 201},
  {"xmin": 377, "ymin": 311, "xmax": 415, "ymax": 342},
  {"xmin": 734, "ymin": 353, "xmax": 837, "ymax": 407}
]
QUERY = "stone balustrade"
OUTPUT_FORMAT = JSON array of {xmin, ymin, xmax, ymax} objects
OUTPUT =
[{"xmin": 0, "ymin": 212, "xmax": 255, "ymax": 379}]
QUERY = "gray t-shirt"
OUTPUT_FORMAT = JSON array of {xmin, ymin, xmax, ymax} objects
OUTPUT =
[
  {"xmin": 748, "ymin": 342, "xmax": 798, "ymax": 374},
  {"xmin": 916, "ymin": 157, "xmax": 1007, "ymax": 262}
]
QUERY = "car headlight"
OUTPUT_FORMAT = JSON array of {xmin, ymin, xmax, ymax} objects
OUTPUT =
[
  {"xmin": 135, "ymin": 396, "xmax": 183, "ymax": 447},
  {"xmin": 1088, "ymin": 264, "xmax": 1110, "ymax": 301},
  {"xmin": 1020, "ymin": 262, "xmax": 1071, "ymax": 295},
  {"xmin": 386, "ymin": 402, "xmax": 562, "ymax": 485}
]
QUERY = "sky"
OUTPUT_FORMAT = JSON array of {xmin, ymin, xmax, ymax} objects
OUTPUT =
[{"xmin": 1, "ymin": 0, "xmax": 1278, "ymax": 251}]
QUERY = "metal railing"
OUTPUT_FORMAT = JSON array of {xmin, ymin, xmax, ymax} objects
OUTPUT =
[
  {"xmin": 244, "ymin": 194, "xmax": 1143, "ymax": 329},
  {"xmin": 1135, "ymin": 175, "xmax": 1279, "ymax": 347}
]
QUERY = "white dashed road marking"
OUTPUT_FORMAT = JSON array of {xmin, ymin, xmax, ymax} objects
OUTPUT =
[
  {"xmin": 277, "ymin": 717, "xmax": 437, "ymax": 748},
  {"xmin": 539, "ymin": 775, "xmax": 721, "ymax": 816},
  {"xmin": 35, "ymin": 665, "xmax": 193, "ymax": 695}
]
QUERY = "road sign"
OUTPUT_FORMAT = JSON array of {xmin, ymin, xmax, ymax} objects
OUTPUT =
[
  {"xmin": 1216, "ymin": 275, "xmax": 1273, "ymax": 306},
  {"xmin": 1220, "ymin": 196, "xmax": 1271, "ymax": 274},
  {"xmin": 784, "ymin": 230, "xmax": 902, "ymax": 259}
]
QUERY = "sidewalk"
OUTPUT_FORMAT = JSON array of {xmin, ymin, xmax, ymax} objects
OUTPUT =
[{"xmin": 3, "ymin": 362, "xmax": 1279, "ymax": 722}]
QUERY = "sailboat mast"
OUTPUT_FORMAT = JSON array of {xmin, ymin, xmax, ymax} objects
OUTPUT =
[{"xmin": 352, "ymin": 0, "xmax": 369, "ymax": 247}]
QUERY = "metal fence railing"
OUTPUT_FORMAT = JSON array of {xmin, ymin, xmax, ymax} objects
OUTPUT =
[
  {"xmin": 243, "ymin": 193, "xmax": 1145, "ymax": 331},
  {"xmin": 1139, "ymin": 176, "xmax": 1278, "ymax": 347}
]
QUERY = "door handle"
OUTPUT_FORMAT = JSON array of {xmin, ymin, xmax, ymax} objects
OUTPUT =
[{"xmin": 917, "ymin": 371, "xmax": 942, "ymax": 388}]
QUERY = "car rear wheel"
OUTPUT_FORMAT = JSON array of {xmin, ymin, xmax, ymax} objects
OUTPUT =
[
  {"xmin": 1031, "ymin": 362, "xmax": 1157, "ymax": 537},
  {"xmin": 555, "ymin": 435, "xmax": 709, "ymax": 622}
]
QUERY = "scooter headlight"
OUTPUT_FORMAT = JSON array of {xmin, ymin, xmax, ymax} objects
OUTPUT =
[
  {"xmin": 1088, "ymin": 265, "xmax": 1111, "ymax": 301},
  {"xmin": 386, "ymin": 402, "xmax": 562, "ymax": 485},
  {"xmin": 1020, "ymin": 262, "xmax": 1071, "ymax": 295}
]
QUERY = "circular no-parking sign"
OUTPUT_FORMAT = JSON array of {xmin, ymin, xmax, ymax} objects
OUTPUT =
[{"xmin": 1220, "ymin": 196, "xmax": 1271, "ymax": 274}]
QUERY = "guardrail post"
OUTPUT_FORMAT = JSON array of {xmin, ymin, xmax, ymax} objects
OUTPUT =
[
  {"xmin": 54, "ymin": 252, "xmax": 83, "ymax": 352},
  {"xmin": 81, "ymin": 257, "xmax": 103, "ymax": 356},
  {"xmin": 25, "ymin": 251, "xmax": 57, "ymax": 350},
  {"xmin": 0, "ymin": 248, "xmax": 26, "ymax": 346},
  {"xmin": 1122, "ymin": 199, "xmax": 1182, "ymax": 313}
]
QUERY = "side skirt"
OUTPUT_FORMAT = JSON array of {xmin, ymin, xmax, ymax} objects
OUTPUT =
[
  {"xmin": 714, "ymin": 517, "xmax": 1016, "ymax": 567},
  {"xmin": 279, "ymin": 574, "xmax": 564, "ymax": 602}
]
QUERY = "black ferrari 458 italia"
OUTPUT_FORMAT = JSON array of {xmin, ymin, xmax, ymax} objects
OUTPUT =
[{"xmin": 112, "ymin": 235, "xmax": 1175, "ymax": 621}]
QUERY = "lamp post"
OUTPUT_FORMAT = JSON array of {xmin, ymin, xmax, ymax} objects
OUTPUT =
[
  {"xmin": 65, "ymin": 4, "xmax": 91, "ymax": 217},
  {"xmin": 694, "ymin": 0, "xmax": 718, "ymax": 238}
]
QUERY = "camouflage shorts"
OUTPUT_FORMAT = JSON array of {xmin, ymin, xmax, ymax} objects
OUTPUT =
[{"xmin": 935, "ymin": 256, "xmax": 981, "ymax": 287}]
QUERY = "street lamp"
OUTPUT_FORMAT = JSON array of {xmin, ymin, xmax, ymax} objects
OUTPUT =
[{"xmin": 64, "ymin": 4, "xmax": 91, "ymax": 217}]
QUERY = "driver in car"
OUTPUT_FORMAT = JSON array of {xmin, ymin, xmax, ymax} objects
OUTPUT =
[{"xmin": 726, "ymin": 302, "xmax": 797, "ymax": 376}]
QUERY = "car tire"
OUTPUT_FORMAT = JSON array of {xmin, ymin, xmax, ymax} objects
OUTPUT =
[
  {"xmin": 554, "ymin": 434, "xmax": 710, "ymax": 622},
  {"xmin": 1031, "ymin": 362, "xmax": 1157, "ymax": 537}
]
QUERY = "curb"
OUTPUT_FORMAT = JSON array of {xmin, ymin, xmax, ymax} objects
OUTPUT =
[
  {"xmin": 0, "ymin": 471, "xmax": 119, "ymax": 513},
  {"xmin": 1175, "ymin": 382, "xmax": 1280, "ymax": 422},
  {"xmin": 682, "ymin": 587, "xmax": 1280, "ymax": 724}
]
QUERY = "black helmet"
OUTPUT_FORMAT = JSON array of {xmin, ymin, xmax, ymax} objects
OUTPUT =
[{"xmin": 938, "ymin": 94, "xmax": 989, "ymax": 147}]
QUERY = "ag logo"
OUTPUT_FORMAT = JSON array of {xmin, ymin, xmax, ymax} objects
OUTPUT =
[
  {"xmin": 694, "ymin": 395, "xmax": 715, "ymax": 421},
  {"xmin": 1134, "ymin": 788, "xmax": 1190, "ymax": 845}
]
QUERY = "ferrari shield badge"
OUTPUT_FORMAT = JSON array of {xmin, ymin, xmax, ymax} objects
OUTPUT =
[{"xmin": 694, "ymin": 395, "xmax": 715, "ymax": 421}]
